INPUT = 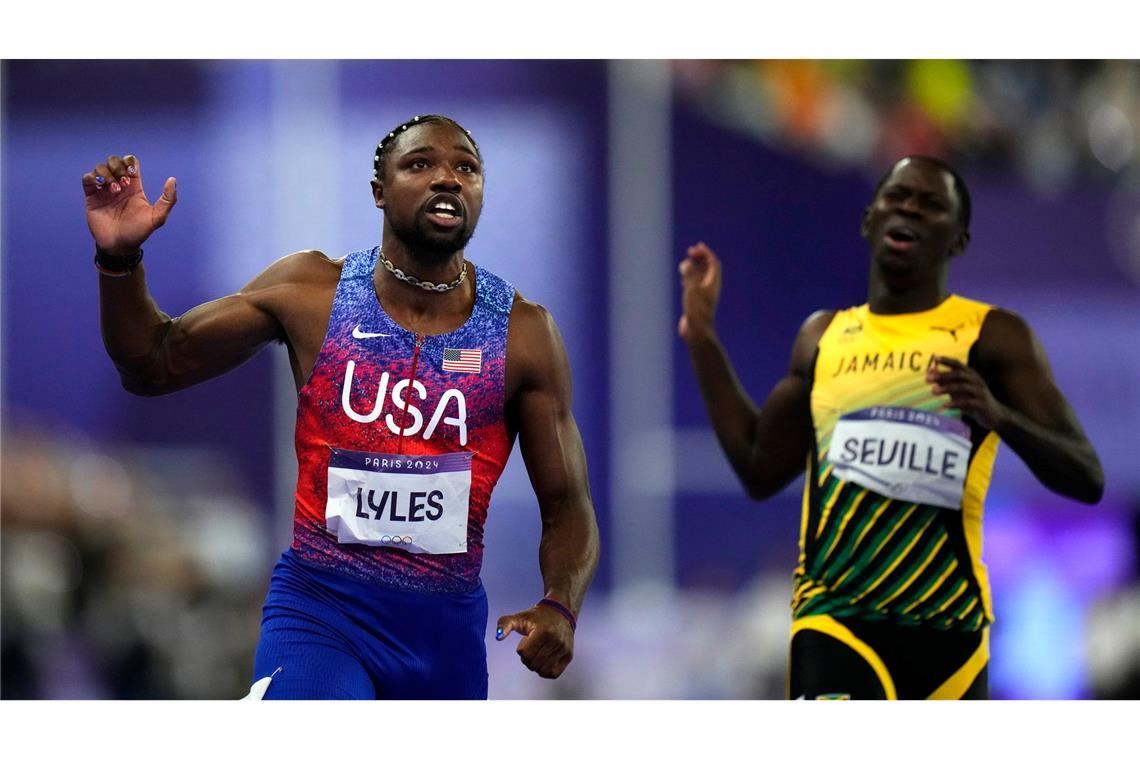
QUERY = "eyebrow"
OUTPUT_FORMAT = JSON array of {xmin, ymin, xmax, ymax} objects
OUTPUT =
[
  {"xmin": 400, "ymin": 144, "xmax": 479, "ymax": 159},
  {"xmin": 884, "ymin": 182, "xmax": 945, "ymax": 199}
]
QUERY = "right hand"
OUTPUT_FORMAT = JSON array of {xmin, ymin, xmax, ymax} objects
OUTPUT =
[
  {"xmin": 83, "ymin": 154, "xmax": 177, "ymax": 253},
  {"xmin": 678, "ymin": 241, "xmax": 723, "ymax": 343}
]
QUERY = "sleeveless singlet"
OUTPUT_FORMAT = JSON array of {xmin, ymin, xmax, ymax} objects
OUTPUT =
[
  {"xmin": 792, "ymin": 295, "xmax": 1000, "ymax": 631},
  {"xmin": 288, "ymin": 246, "xmax": 515, "ymax": 594}
]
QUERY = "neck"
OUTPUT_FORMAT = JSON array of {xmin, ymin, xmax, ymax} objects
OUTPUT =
[
  {"xmin": 867, "ymin": 267, "xmax": 949, "ymax": 315},
  {"xmin": 380, "ymin": 236, "xmax": 466, "ymax": 283},
  {"xmin": 374, "ymin": 239, "xmax": 472, "ymax": 316}
]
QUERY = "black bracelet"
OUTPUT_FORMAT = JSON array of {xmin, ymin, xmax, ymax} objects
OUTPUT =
[
  {"xmin": 94, "ymin": 245, "xmax": 144, "ymax": 277},
  {"xmin": 536, "ymin": 597, "xmax": 577, "ymax": 631}
]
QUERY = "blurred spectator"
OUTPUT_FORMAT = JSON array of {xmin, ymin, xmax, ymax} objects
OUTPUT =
[
  {"xmin": 1, "ymin": 423, "xmax": 268, "ymax": 699},
  {"xmin": 674, "ymin": 60, "xmax": 1140, "ymax": 192},
  {"xmin": 1085, "ymin": 510, "xmax": 1140, "ymax": 699}
]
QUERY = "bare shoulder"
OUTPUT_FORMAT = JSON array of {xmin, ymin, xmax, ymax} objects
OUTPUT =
[
  {"xmin": 980, "ymin": 306, "xmax": 1033, "ymax": 340},
  {"xmin": 799, "ymin": 309, "xmax": 837, "ymax": 343},
  {"xmin": 506, "ymin": 291, "xmax": 570, "ymax": 395},
  {"xmin": 509, "ymin": 291, "xmax": 560, "ymax": 337},
  {"xmin": 790, "ymin": 309, "xmax": 837, "ymax": 374},
  {"xmin": 976, "ymin": 307, "xmax": 1038, "ymax": 366},
  {"xmin": 242, "ymin": 249, "xmax": 343, "ymax": 293},
  {"xmin": 236, "ymin": 250, "xmax": 343, "ymax": 347}
]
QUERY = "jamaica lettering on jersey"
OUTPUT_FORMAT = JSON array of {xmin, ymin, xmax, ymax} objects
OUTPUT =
[
  {"xmin": 290, "ymin": 247, "xmax": 515, "ymax": 593},
  {"xmin": 792, "ymin": 295, "xmax": 1000, "ymax": 632}
]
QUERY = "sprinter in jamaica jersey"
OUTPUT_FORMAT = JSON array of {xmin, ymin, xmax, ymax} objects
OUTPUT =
[{"xmin": 678, "ymin": 156, "xmax": 1103, "ymax": 699}]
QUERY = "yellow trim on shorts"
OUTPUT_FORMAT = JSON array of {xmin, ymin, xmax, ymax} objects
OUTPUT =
[
  {"xmin": 790, "ymin": 614, "xmax": 898, "ymax": 700},
  {"xmin": 926, "ymin": 627, "xmax": 989, "ymax": 700}
]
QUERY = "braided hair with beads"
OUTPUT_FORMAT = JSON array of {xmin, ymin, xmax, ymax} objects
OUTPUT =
[{"xmin": 372, "ymin": 114, "xmax": 481, "ymax": 183}]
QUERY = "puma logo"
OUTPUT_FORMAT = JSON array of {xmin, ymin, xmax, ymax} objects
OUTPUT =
[{"xmin": 930, "ymin": 323, "xmax": 964, "ymax": 342}]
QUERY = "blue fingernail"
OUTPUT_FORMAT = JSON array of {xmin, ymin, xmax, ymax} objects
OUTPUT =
[
  {"xmin": 95, "ymin": 175, "xmax": 105, "ymax": 185},
  {"xmin": 495, "ymin": 627, "xmax": 503, "ymax": 640}
]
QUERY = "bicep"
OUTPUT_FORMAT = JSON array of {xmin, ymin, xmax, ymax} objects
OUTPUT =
[
  {"xmin": 746, "ymin": 311, "xmax": 831, "ymax": 491},
  {"xmin": 509, "ymin": 308, "xmax": 591, "ymax": 513},
  {"xmin": 139, "ymin": 292, "xmax": 280, "ymax": 393},
  {"xmin": 746, "ymin": 369, "xmax": 814, "ymax": 494}
]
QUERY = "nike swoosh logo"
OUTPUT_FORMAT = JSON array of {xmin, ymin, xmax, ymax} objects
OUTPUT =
[{"xmin": 352, "ymin": 326, "xmax": 393, "ymax": 339}]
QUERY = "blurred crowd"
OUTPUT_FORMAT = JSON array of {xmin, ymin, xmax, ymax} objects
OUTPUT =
[
  {"xmin": 1, "ymin": 423, "xmax": 268, "ymax": 699},
  {"xmin": 673, "ymin": 60, "xmax": 1140, "ymax": 193}
]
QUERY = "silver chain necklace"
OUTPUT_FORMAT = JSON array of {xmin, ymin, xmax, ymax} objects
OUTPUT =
[{"xmin": 379, "ymin": 248, "xmax": 467, "ymax": 293}]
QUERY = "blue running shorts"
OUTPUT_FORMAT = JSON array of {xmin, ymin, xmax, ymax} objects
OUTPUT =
[{"xmin": 250, "ymin": 550, "xmax": 489, "ymax": 699}]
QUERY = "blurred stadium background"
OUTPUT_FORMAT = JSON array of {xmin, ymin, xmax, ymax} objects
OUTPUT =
[{"xmin": 2, "ymin": 59, "xmax": 1138, "ymax": 699}]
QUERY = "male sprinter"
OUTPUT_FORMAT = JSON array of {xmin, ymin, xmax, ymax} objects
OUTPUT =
[
  {"xmin": 85, "ymin": 114, "xmax": 599, "ymax": 699},
  {"xmin": 678, "ymin": 156, "xmax": 1103, "ymax": 699}
]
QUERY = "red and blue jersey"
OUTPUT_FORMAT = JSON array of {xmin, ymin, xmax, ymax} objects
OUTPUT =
[{"xmin": 290, "ymin": 246, "xmax": 515, "ymax": 594}]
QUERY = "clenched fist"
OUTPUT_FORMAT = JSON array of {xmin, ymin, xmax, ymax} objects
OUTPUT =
[{"xmin": 495, "ymin": 603, "xmax": 575, "ymax": 679}]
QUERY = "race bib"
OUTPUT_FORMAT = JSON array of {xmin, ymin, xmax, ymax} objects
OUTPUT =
[
  {"xmin": 325, "ymin": 448, "xmax": 472, "ymax": 554},
  {"xmin": 826, "ymin": 406, "xmax": 971, "ymax": 510}
]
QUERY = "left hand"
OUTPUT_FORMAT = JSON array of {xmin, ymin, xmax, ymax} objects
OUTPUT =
[
  {"xmin": 926, "ymin": 355, "xmax": 1009, "ymax": 430},
  {"xmin": 496, "ymin": 604, "xmax": 575, "ymax": 679}
]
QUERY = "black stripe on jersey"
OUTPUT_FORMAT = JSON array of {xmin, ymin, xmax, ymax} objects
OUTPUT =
[
  {"xmin": 933, "ymin": 508, "xmax": 987, "ymax": 624},
  {"xmin": 855, "ymin": 523, "xmax": 949, "ymax": 609},
  {"xmin": 906, "ymin": 572, "xmax": 969, "ymax": 621},
  {"xmin": 962, "ymin": 602, "xmax": 986, "ymax": 630},
  {"xmin": 808, "ymin": 482, "xmax": 883, "ymax": 578},
  {"xmin": 809, "ymin": 481, "xmax": 863, "ymax": 567},
  {"xmin": 829, "ymin": 506, "xmax": 935, "ymax": 596},
  {"xmin": 816, "ymin": 498, "xmax": 905, "ymax": 587},
  {"xmin": 894, "ymin": 550, "xmax": 958, "ymax": 614},
  {"xmin": 945, "ymin": 593, "xmax": 979, "ymax": 623}
]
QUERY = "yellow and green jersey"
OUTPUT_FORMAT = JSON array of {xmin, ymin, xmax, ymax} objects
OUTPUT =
[{"xmin": 792, "ymin": 295, "xmax": 999, "ymax": 632}]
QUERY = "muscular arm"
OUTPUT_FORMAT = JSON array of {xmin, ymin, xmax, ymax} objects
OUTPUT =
[
  {"xmin": 679, "ymin": 242, "xmax": 830, "ymax": 500},
  {"xmin": 931, "ymin": 308, "xmax": 1104, "ymax": 504},
  {"xmin": 496, "ymin": 297, "xmax": 599, "ymax": 679},
  {"xmin": 86, "ymin": 153, "xmax": 334, "ymax": 396},
  {"xmin": 101, "ymin": 253, "xmax": 323, "ymax": 396},
  {"xmin": 509, "ymin": 299, "xmax": 599, "ymax": 612}
]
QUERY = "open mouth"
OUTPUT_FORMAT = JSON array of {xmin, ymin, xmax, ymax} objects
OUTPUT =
[
  {"xmin": 884, "ymin": 225, "xmax": 920, "ymax": 250},
  {"xmin": 425, "ymin": 194, "xmax": 464, "ymax": 228}
]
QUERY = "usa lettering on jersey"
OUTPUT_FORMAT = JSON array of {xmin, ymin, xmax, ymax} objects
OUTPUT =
[{"xmin": 340, "ymin": 360, "xmax": 468, "ymax": 445}]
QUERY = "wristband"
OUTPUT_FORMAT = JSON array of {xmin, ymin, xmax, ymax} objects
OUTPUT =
[
  {"xmin": 536, "ymin": 597, "xmax": 577, "ymax": 631},
  {"xmin": 94, "ymin": 245, "xmax": 144, "ymax": 277}
]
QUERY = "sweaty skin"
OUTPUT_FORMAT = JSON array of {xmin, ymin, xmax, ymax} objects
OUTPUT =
[
  {"xmin": 677, "ymin": 157, "xmax": 1103, "ymax": 505},
  {"xmin": 85, "ymin": 122, "xmax": 599, "ymax": 681}
]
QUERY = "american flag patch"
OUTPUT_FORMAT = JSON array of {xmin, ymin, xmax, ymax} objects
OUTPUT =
[{"xmin": 442, "ymin": 347, "xmax": 482, "ymax": 373}]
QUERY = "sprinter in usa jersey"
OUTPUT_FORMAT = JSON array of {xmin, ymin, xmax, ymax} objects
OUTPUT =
[{"xmin": 85, "ymin": 115, "xmax": 600, "ymax": 699}]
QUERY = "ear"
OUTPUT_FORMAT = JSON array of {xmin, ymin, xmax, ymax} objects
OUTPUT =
[
  {"xmin": 859, "ymin": 206, "xmax": 871, "ymax": 239},
  {"xmin": 371, "ymin": 178, "xmax": 385, "ymax": 209},
  {"xmin": 949, "ymin": 227, "xmax": 970, "ymax": 259}
]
